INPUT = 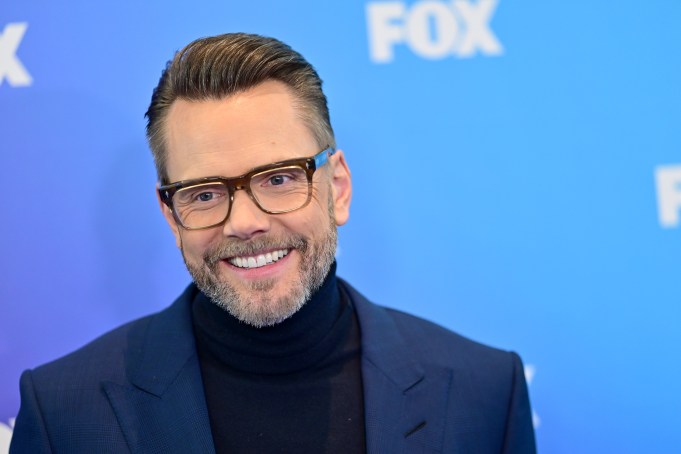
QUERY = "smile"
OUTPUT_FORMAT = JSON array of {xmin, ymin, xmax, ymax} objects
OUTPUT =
[{"xmin": 228, "ymin": 249, "xmax": 290, "ymax": 269}]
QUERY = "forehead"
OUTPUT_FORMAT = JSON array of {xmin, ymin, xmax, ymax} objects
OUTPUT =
[{"xmin": 164, "ymin": 80, "xmax": 318, "ymax": 182}]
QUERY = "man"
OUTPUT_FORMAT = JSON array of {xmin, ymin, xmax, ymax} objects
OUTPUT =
[{"xmin": 11, "ymin": 33, "xmax": 536, "ymax": 453}]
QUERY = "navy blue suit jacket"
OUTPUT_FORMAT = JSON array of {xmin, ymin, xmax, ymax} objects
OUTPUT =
[{"xmin": 11, "ymin": 280, "xmax": 536, "ymax": 453}]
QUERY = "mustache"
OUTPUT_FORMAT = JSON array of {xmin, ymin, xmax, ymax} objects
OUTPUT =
[{"xmin": 203, "ymin": 235, "xmax": 308, "ymax": 267}]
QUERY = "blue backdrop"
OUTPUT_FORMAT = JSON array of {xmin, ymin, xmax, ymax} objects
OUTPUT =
[{"xmin": 2, "ymin": 1, "xmax": 680, "ymax": 452}]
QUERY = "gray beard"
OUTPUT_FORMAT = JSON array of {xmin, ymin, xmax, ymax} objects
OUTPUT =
[{"xmin": 182, "ymin": 215, "xmax": 337, "ymax": 328}]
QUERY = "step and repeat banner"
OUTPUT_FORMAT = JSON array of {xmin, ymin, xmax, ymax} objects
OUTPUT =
[{"xmin": 1, "ymin": 1, "xmax": 680, "ymax": 452}]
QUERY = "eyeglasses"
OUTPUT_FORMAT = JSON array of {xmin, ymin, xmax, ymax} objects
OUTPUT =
[{"xmin": 158, "ymin": 147, "xmax": 336, "ymax": 230}]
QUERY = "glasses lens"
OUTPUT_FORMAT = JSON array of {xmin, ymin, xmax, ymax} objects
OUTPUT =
[
  {"xmin": 173, "ymin": 182, "xmax": 229, "ymax": 228},
  {"xmin": 250, "ymin": 166, "xmax": 310, "ymax": 213}
]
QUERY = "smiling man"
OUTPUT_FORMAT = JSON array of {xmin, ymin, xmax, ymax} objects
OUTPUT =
[
  {"xmin": 159, "ymin": 81, "xmax": 346, "ymax": 329},
  {"xmin": 11, "ymin": 33, "xmax": 536, "ymax": 453}
]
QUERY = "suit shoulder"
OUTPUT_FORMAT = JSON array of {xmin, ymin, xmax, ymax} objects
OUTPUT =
[
  {"xmin": 341, "ymin": 275, "xmax": 520, "ymax": 373},
  {"xmin": 29, "ymin": 285, "xmax": 199, "ymax": 386},
  {"xmin": 341, "ymin": 278, "xmax": 511, "ymax": 360},
  {"xmin": 28, "ymin": 312, "xmax": 156, "ymax": 387},
  {"xmin": 376, "ymin": 305, "xmax": 527, "ymax": 402},
  {"xmin": 384, "ymin": 305, "xmax": 513, "ymax": 359},
  {"xmin": 342, "ymin": 280, "xmax": 535, "ymax": 451}
]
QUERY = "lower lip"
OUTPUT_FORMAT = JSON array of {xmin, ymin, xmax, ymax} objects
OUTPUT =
[{"xmin": 220, "ymin": 250, "xmax": 293, "ymax": 279}]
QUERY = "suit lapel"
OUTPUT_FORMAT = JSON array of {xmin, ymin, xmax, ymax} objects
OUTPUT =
[
  {"xmin": 103, "ymin": 286, "xmax": 215, "ymax": 454},
  {"xmin": 342, "ymin": 280, "xmax": 452, "ymax": 454},
  {"xmin": 101, "ymin": 280, "xmax": 451, "ymax": 453}
]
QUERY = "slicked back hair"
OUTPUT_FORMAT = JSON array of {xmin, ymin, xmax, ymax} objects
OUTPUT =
[{"xmin": 145, "ymin": 33, "xmax": 335, "ymax": 183}]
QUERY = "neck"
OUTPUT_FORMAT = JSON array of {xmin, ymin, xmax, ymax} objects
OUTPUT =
[{"xmin": 191, "ymin": 262, "xmax": 345, "ymax": 374}]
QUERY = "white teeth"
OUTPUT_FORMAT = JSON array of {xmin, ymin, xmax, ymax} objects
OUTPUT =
[{"xmin": 228, "ymin": 249, "xmax": 290, "ymax": 269}]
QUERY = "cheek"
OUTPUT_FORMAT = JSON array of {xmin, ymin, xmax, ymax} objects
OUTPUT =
[
  {"xmin": 300, "ymin": 210, "xmax": 333, "ymax": 236},
  {"xmin": 180, "ymin": 231, "xmax": 218, "ymax": 260},
  {"xmin": 278, "ymin": 184, "xmax": 332, "ymax": 231},
  {"xmin": 275, "ymin": 208, "xmax": 328, "ymax": 239},
  {"xmin": 308, "ymin": 180, "xmax": 333, "ymax": 212}
]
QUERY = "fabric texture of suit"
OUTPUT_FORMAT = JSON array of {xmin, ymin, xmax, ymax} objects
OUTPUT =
[{"xmin": 11, "ymin": 279, "xmax": 536, "ymax": 453}]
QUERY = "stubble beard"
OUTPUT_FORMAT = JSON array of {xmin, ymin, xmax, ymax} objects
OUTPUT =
[{"xmin": 182, "ymin": 209, "xmax": 338, "ymax": 328}]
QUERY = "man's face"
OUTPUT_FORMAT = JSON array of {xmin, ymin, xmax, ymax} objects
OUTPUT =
[{"xmin": 160, "ymin": 80, "xmax": 351, "ymax": 327}]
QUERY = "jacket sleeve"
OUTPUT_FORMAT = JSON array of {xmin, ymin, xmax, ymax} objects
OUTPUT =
[
  {"xmin": 501, "ymin": 352, "xmax": 537, "ymax": 453},
  {"xmin": 9, "ymin": 370, "xmax": 53, "ymax": 454}
]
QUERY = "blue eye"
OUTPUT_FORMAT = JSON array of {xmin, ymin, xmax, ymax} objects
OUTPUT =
[
  {"xmin": 269, "ymin": 175, "xmax": 289, "ymax": 186},
  {"xmin": 196, "ymin": 192, "xmax": 214, "ymax": 202}
]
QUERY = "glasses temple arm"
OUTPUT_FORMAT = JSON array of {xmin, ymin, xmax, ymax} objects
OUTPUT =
[{"xmin": 313, "ymin": 147, "xmax": 336, "ymax": 169}]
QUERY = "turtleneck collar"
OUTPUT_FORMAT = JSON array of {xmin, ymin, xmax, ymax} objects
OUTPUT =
[{"xmin": 192, "ymin": 262, "xmax": 350, "ymax": 375}]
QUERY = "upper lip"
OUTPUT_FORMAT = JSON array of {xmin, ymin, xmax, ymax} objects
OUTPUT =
[{"xmin": 224, "ymin": 247, "xmax": 289, "ymax": 260}]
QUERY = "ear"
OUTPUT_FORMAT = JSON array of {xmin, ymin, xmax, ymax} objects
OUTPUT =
[
  {"xmin": 329, "ymin": 149, "xmax": 352, "ymax": 226},
  {"xmin": 156, "ymin": 186, "xmax": 182, "ymax": 248}
]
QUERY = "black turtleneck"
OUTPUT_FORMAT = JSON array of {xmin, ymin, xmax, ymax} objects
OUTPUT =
[{"xmin": 191, "ymin": 264, "xmax": 366, "ymax": 453}]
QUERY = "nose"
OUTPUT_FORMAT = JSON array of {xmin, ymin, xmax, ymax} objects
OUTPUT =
[{"xmin": 222, "ymin": 190, "xmax": 271, "ymax": 239}]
